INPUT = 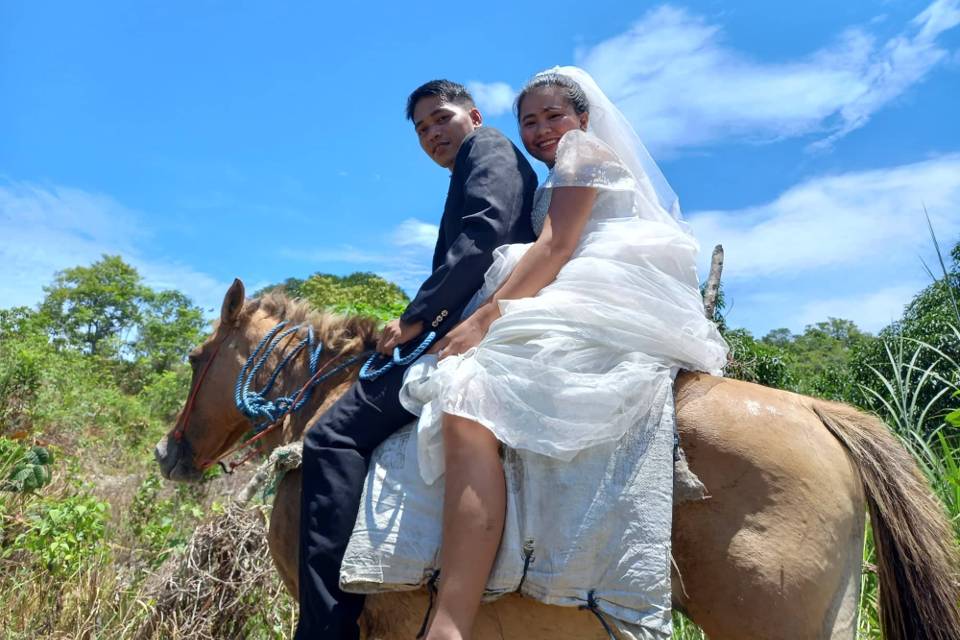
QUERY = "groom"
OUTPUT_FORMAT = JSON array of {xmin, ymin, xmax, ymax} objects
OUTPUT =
[{"xmin": 295, "ymin": 80, "xmax": 538, "ymax": 639}]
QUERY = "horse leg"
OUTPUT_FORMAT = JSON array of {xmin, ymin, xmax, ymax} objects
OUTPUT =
[{"xmin": 268, "ymin": 468, "xmax": 302, "ymax": 599}]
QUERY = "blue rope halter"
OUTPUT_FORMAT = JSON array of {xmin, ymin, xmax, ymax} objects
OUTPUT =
[{"xmin": 233, "ymin": 321, "xmax": 326, "ymax": 432}]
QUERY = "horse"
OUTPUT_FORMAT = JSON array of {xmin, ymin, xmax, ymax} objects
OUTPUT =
[{"xmin": 155, "ymin": 279, "xmax": 960, "ymax": 640}]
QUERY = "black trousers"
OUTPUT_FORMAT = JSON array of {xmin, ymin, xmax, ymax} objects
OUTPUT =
[{"xmin": 294, "ymin": 363, "xmax": 414, "ymax": 640}]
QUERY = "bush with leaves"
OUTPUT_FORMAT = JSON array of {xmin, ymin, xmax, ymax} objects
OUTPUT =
[
  {"xmin": 129, "ymin": 473, "xmax": 205, "ymax": 565},
  {"xmin": 722, "ymin": 328, "xmax": 793, "ymax": 389},
  {"xmin": 141, "ymin": 366, "xmax": 193, "ymax": 423},
  {"xmin": 0, "ymin": 439, "xmax": 53, "ymax": 493},
  {"xmin": 261, "ymin": 271, "xmax": 410, "ymax": 322},
  {"xmin": 13, "ymin": 491, "xmax": 110, "ymax": 576},
  {"xmin": 0, "ymin": 337, "xmax": 45, "ymax": 435}
]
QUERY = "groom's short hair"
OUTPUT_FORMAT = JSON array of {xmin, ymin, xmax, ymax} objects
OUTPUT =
[{"xmin": 405, "ymin": 80, "xmax": 475, "ymax": 121}]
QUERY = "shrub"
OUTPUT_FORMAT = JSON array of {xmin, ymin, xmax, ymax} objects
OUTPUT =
[
  {"xmin": 141, "ymin": 366, "xmax": 193, "ymax": 423},
  {"xmin": 261, "ymin": 272, "xmax": 410, "ymax": 322},
  {"xmin": 0, "ymin": 332, "xmax": 48, "ymax": 434},
  {"xmin": 0, "ymin": 439, "xmax": 53, "ymax": 493},
  {"xmin": 722, "ymin": 328, "xmax": 792, "ymax": 389},
  {"xmin": 130, "ymin": 473, "xmax": 205, "ymax": 565},
  {"xmin": 14, "ymin": 491, "xmax": 110, "ymax": 576}
]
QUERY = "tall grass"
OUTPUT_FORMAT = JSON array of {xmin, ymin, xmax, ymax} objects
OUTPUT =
[{"xmin": 851, "ymin": 219, "xmax": 960, "ymax": 637}]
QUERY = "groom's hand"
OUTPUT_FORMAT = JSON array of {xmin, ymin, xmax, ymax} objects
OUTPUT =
[
  {"xmin": 433, "ymin": 303, "xmax": 500, "ymax": 360},
  {"xmin": 376, "ymin": 319, "xmax": 424, "ymax": 355}
]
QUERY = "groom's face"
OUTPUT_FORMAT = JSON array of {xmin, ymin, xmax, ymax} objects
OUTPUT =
[{"xmin": 412, "ymin": 97, "xmax": 482, "ymax": 169}]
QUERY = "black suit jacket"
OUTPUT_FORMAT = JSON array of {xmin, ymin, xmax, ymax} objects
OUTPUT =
[{"xmin": 400, "ymin": 127, "xmax": 538, "ymax": 336}]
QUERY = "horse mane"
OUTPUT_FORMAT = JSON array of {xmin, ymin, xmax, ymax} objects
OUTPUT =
[{"xmin": 243, "ymin": 291, "xmax": 380, "ymax": 357}]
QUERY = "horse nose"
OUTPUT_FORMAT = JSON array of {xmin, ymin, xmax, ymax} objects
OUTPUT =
[
  {"xmin": 154, "ymin": 434, "xmax": 202, "ymax": 482},
  {"xmin": 154, "ymin": 436, "xmax": 174, "ymax": 479}
]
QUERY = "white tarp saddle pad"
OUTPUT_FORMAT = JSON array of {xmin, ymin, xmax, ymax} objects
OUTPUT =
[{"xmin": 340, "ymin": 377, "xmax": 678, "ymax": 639}]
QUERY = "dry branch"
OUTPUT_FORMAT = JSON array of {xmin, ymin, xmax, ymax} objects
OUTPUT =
[
  {"xmin": 132, "ymin": 502, "xmax": 284, "ymax": 640},
  {"xmin": 703, "ymin": 244, "xmax": 724, "ymax": 320}
]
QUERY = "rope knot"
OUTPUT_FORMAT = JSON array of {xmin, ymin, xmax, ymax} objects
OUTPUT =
[{"xmin": 235, "ymin": 322, "xmax": 322, "ymax": 430}]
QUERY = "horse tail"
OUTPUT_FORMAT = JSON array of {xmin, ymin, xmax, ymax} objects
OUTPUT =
[{"xmin": 812, "ymin": 400, "xmax": 960, "ymax": 640}]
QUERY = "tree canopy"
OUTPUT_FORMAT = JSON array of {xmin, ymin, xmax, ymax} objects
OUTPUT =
[
  {"xmin": 259, "ymin": 271, "xmax": 409, "ymax": 322},
  {"xmin": 40, "ymin": 255, "xmax": 144, "ymax": 356},
  {"xmin": 36, "ymin": 255, "xmax": 207, "ymax": 370}
]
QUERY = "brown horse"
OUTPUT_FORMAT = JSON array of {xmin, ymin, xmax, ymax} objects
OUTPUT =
[{"xmin": 155, "ymin": 280, "xmax": 960, "ymax": 640}]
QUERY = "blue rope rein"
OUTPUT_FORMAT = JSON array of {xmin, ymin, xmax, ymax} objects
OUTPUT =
[
  {"xmin": 359, "ymin": 331, "xmax": 436, "ymax": 381},
  {"xmin": 234, "ymin": 322, "xmax": 437, "ymax": 433}
]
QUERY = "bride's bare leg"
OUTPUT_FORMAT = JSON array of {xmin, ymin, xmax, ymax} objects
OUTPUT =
[{"xmin": 425, "ymin": 413, "xmax": 505, "ymax": 640}]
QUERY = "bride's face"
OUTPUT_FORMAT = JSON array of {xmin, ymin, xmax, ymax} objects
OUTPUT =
[{"xmin": 518, "ymin": 87, "xmax": 588, "ymax": 167}]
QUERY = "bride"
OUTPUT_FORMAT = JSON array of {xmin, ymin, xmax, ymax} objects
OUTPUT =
[{"xmin": 401, "ymin": 66, "xmax": 728, "ymax": 640}]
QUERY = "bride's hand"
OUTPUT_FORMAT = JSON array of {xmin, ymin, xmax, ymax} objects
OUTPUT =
[{"xmin": 433, "ymin": 305, "xmax": 499, "ymax": 360}]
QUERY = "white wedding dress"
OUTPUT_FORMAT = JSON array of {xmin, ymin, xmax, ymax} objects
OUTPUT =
[{"xmin": 401, "ymin": 128, "xmax": 728, "ymax": 484}]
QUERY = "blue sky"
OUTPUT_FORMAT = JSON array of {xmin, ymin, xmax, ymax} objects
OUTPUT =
[{"xmin": 2, "ymin": 0, "xmax": 959, "ymax": 337}]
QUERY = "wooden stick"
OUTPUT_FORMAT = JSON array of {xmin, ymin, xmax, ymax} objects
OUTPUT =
[{"xmin": 703, "ymin": 244, "xmax": 724, "ymax": 320}]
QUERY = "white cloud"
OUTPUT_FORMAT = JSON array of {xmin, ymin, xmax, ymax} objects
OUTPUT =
[
  {"xmin": 0, "ymin": 179, "xmax": 230, "ymax": 314},
  {"xmin": 391, "ymin": 217, "xmax": 439, "ymax": 250},
  {"xmin": 576, "ymin": 0, "xmax": 960, "ymax": 153},
  {"xmin": 685, "ymin": 154, "xmax": 960, "ymax": 334},
  {"xmin": 279, "ymin": 217, "xmax": 438, "ymax": 294},
  {"xmin": 795, "ymin": 283, "xmax": 927, "ymax": 333},
  {"xmin": 687, "ymin": 153, "xmax": 960, "ymax": 280},
  {"xmin": 136, "ymin": 260, "xmax": 231, "ymax": 315},
  {"xmin": 467, "ymin": 81, "xmax": 517, "ymax": 117}
]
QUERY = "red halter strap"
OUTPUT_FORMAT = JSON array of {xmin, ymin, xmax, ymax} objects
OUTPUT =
[{"xmin": 172, "ymin": 328, "xmax": 231, "ymax": 443}]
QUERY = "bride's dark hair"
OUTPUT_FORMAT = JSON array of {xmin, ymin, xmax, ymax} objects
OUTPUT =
[{"xmin": 514, "ymin": 73, "xmax": 590, "ymax": 119}]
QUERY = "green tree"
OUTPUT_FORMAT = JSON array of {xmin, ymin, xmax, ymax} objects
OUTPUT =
[
  {"xmin": 762, "ymin": 318, "xmax": 875, "ymax": 402},
  {"xmin": 0, "ymin": 307, "xmax": 48, "ymax": 340},
  {"xmin": 261, "ymin": 276, "xmax": 307, "ymax": 299},
  {"xmin": 762, "ymin": 327, "xmax": 793, "ymax": 348},
  {"xmin": 722, "ymin": 328, "xmax": 792, "ymax": 389},
  {"xmin": 37, "ymin": 255, "xmax": 206, "ymax": 376},
  {"xmin": 136, "ymin": 290, "xmax": 206, "ymax": 373},
  {"xmin": 261, "ymin": 272, "xmax": 410, "ymax": 322},
  {"xmin": 40, "ymin": 255, "xmax": 144, "ymax": 356}
]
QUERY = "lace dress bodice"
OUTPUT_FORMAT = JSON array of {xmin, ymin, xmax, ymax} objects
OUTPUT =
[{"xmin": 530, "ymin": 130, "xmax": 663, "ymax": 238}]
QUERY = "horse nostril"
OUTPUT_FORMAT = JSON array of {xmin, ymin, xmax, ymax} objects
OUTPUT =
[{"xmin": 154, "ymin": 437, "xmax": 169, "ymax": 461}]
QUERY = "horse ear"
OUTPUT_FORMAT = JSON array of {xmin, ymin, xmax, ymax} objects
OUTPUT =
[{"xmin": 221, "ymin": 279, "xmax": 245, "ymax": 325}]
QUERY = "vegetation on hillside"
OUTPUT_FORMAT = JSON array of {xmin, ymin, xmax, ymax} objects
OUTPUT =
[
  {"xmin": 1, "ymin": 248, "xmax": 958, "ymax": 638},
  {"xmin": 257, "ymin": 272, "xmax": 409, "ymax": 322}
]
